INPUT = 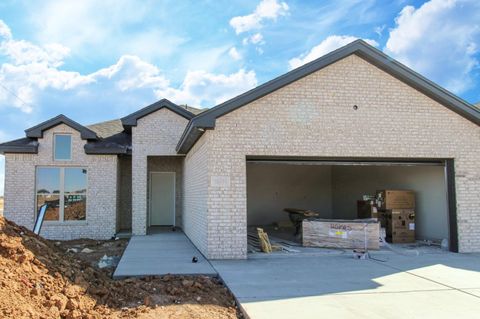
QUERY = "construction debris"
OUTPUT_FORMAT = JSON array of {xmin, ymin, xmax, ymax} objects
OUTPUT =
[
  {"xmin": 303, "ymin": 218, "xmax": 380, "ymax": 250},
  {"xmin": 256, "ymin": 228, "xmax": 272, "ymax": 253},
  {"xmin": 247, "ymin": 228, "xmax": 300, "ymax": 254},
  {"xmin": 97, "ymin": 254, "xmax": 119, "ymax": 269},
  {"xmin": 0, "ymin": 216, "xmax": 241, "ymax": 319},
  {"xmin": 80, "ymin": 248, "xmax": 95, "ymax": 254},
  {"xmin": 284, "ymin": 208, "xmax": 320, "ymax": 236}
]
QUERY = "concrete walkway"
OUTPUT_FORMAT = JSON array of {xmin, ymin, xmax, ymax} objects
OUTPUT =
[
  {"xmin": 212, "ymin": 249, "xmax": 480, "ymax": 319},
  {"xmin": 113, "ymin": 230, "xmax": 216, "ymax": 279}
]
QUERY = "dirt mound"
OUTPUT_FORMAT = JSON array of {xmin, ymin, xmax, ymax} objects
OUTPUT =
[{"xmin": 0, "ymin": 217, "xmax": 240, "ymax": 319}]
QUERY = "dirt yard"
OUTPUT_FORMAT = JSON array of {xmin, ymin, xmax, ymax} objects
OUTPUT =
[
  {"xmin": 0, "ymin": 217, "xmax": 242, "ymax": 319},
  {"xmin": 0, "ymin": 197, "xmax": 4, "ymax": 213},
  {"xmin": 57, "ymin": 238, "xmax": 129, "ymax": 278}
]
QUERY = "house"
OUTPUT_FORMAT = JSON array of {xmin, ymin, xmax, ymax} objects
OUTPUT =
[{"xmin": 1, "ymin": 40, "xmax": 479, "ymax": 259}]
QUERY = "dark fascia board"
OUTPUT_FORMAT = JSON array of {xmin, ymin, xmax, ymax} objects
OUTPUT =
[
  {"xmin": 84, "ymin": 145, "xmax": 131, "ymax": 155},
  {"xmin": 176, "ymin": 40, "xmax": 480, "ymax": 154},
  {"xmin": 121, "ymin": 98, "xmax": 195, "ymax": 128},
  {"xmin": 0, "ymin": 138, "xmax": 39, "ymax": 155},
  {"xmin": 84, "ymin": 132, "xmax": 132, "ymax": 155},
  {"xmin": 25, "ymin": 114, "xmax": 98, "ymax": 140}
]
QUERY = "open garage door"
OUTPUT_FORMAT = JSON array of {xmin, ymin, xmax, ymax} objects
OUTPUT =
[{"xmin": 246, "ymin": 157, "xmax": 457, "ymax": 253}]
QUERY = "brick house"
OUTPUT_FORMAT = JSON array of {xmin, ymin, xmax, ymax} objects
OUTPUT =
[{"xmin": 1, "ymin": 40, "xmax": 479, "ymax": 259}]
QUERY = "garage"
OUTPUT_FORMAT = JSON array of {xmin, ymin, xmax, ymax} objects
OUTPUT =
[{"xmin": 246, "ymin": 157, "xmax": 457, "ymax": 253}]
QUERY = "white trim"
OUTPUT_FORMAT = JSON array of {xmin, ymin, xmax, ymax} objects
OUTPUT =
[
  {"xmin": 148, "ymin": 171, "xmax": 176, "ymax": 227},
  {"xmin": 53, "ymin": 133, "xmax": 73, "ymax": 161}
]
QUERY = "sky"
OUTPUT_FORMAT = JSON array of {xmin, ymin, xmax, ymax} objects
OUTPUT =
[{"xmin": 0, "ymin": 0, "xmax": 479, "ymax": 196}]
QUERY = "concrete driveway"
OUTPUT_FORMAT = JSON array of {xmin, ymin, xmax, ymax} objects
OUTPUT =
[{"xmin": 211, "ymin": 249, "xmax": 480, "ymax": 319}]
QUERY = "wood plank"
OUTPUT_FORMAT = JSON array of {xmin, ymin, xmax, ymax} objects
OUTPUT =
[{"xmin": 257, "ymin": 228, "xmax": 272, "ymax": 253}]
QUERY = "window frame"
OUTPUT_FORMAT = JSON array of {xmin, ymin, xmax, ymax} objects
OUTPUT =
[
  {"xmin": 35, "ymin": 166, "xmax": 88, "ymax": 225},
  {"xmin": 53, "ymin": 134, "xmax": 73, "ymax": 161}
]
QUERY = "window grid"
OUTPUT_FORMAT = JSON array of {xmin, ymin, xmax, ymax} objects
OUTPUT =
[{"xmin": 35, "ymin": 166, "xmax": 87, "ymax": 223}]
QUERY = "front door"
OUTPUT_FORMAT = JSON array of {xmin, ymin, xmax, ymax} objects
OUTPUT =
[{"xmin": 149, "ymin": 172, "xmax": 175, "ymax": 226}]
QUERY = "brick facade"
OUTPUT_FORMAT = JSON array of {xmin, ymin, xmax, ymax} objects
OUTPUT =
[
  {"xmin": 4, "ymin": 124, "xmax": 118, "ymax": 240},
  {"xmin": 131, "ymin": 108, "xmax": 189, "ymax": 235},
  {"xmin": 183, "ymin": 133, "xmax": 210, "ymax": 255},
  {"xmin": 191, "ymin": 55, "xmax": 480, "ymax": 258}
]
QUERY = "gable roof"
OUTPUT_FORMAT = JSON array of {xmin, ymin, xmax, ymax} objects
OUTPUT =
[
  {"xmin": 176, "ymin": 40, "xmax": 480, "ymax": 154},
  {"xmin": 121, "ymin": 98, "xmax": 196, "ymax": 129},
  {"xmin": 25, "ymin": 114, "xmax": 98, "ymax": 140}
]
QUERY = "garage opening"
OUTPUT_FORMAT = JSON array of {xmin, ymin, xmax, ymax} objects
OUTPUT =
[{"xmin": 246, "ymin": 157, "xmax": 456, "ymax": 254}]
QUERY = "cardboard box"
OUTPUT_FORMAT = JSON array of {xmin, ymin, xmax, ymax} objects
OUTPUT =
[
  {"xmin": 389, "ymin": 232, "xmax": 415, "ymax": 244},
  {"xmin": 357, "ymin": 201, "xmax": 386, "ymax": 227},
  {"xmin": 377, "ymin": 190, "xmax": 415, "ymax": 209},
  {"xmin": 385, "ymin": 209, "xmax": 415, "ymax": 243},
  {"xmin": 303, "ymin": 219, "xmax": 380, "ymax": 250},
  {"xmin": 357, "ymin": 200, "xmax": 375, "ymax": 219}
]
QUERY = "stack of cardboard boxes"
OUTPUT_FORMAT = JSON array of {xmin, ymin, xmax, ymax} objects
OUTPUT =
[{"xmin": 357, "ymin": 190, "xmax": 416, "ymax": 243}]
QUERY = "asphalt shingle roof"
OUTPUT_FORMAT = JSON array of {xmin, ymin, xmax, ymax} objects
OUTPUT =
[{"xmin": 87, "ymin": 119, "xmax": 124, "ymax": 139}]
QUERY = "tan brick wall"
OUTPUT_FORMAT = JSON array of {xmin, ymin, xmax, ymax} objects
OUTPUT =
[
  {"xmin": 200, "ymin": 54, "xmax": 480, "ymax": 258},
  {"xmin": 131, "ymin": 108, "xmax": 189, "ymax": 235},
  {"xmin": 183, "ymin": 133, "xmax": 210, "ymax": 255},
  {"xmin": 4, "ymin": 124, "xmax": 118, "ymax": 240}
]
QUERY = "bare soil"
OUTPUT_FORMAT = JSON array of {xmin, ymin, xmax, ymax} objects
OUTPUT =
[
  {"xmin": 57, "ymin": 238, "xmax": 128, "ymax": 277},
  {"xmin": 0, "ymin": 217, "xmax": 242, "ymax": 319}
]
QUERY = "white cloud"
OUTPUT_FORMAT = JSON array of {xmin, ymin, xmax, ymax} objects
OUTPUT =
[
  {"xmin": 157, "ymin": 69, "xmax": 257, "ymax": 106},
  {"xmin": 28, "ymin": 1, "xmax": 185, "ymax": 61},
  {"xmin": 1, "ymin": 40, "xmax": 70, "ymax": 68},
  {"xmin": 374, "ymin": 24, "xmax": 386, "ymax": 37},
  {"xmin": 385, "ymin": 0, "xmax": 480, "ymax": 94},
  {"xmin": 0, "ymin": 20, "xmax": 12, "ymax": 40},
  {"xmin": 288, "ymin": 35, "xmax": 378, "ymax": 69},
  {"xmin": 0, "ymin": 27, "xmax": 94, "ymax": 112},
  {"xmin": 230, "ymin": 0, "xmax": 289, "ymax": 34},
  {"xmin": 250, "ymin": 33, "xmax": 264, "ymax": 44},
  {"xmin": 0, "ymin": 19, "xmax": 258, "ymax": 115},
  {"xmin": 228, "ymin": 47, "xmax": 242, "ymax": 61},
  {"xmin": 243, "ymin": 33, "xmax": 265, "ymax": 46},
  {"xmin": 91, "ymin": 55, "xmax": 169, "ymax": 91}
]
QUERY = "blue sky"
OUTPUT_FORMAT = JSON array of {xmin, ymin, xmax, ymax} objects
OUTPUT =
[{"xmin": 0, "ymin": 0, "xmax": 479, "ymax": 195}]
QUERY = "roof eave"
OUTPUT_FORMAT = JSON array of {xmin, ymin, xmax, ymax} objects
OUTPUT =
[
  {"xmin": 84, "ymin": 146, "xmax": 130, "ymax": 155},
  {"xmin": 121, "ymin": 99, "xmax": 196, "ymax": 128},
  {"xmin": 0, "ymin": 144, "xmax": 38, "ymax": 155},
  {"xmin": 25, "ymin": 114, "xmax": 98, "ymax": 140},
  {"xmin": 176, "ymin": 40, "xmax": 480, "ymax": 154}
]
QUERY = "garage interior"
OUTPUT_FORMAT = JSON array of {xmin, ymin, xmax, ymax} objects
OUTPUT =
[{"xmin": 246, "ymin": 157, "xmax": 454, "ymax": 254}]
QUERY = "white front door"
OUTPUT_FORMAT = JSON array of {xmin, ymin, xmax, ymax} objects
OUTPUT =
[{"xmin": 149, "ymin": 172, "xmax": 175, "ymax": 226}]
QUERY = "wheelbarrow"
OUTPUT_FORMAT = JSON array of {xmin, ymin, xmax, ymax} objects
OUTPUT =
[{"xmin": 284, "ymin": 208, "xmax": 320, "ymax": 237}]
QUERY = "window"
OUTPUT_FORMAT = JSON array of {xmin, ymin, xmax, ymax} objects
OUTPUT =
[
  {"xmin": 36, "ymin": 167, "xmax": 87, "ymax": 222},
  {"xmin": 54, "ymin": 134, "xmax": 72, "ymax": 160}
]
